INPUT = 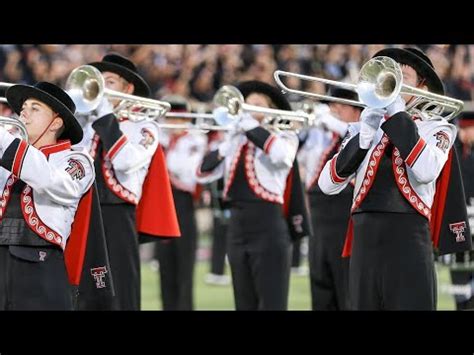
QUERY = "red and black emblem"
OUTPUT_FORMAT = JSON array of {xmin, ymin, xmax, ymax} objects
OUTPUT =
[
  {"xmin": 434, "ymin": 131, "xmax": 450, "ymax": 153},
  {"xmin": 449, "ymin": 221, "xmax": 467, "ymax": 243},
  {"xmin": 90, "ymin": 266, "xmax": 108, "ymax": 289},
  {"xmin": 140, "ymin": 128, "xmax": 155, "ymax": 149},
  {"xmin": 65, "ymin": 159, "xmax": 85, "ymax": 181}
]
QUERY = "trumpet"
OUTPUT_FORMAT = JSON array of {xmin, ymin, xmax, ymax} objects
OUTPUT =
[
  {"xmin": 65, "ymin": 65, "xmax": 171, "ymax": 121},
  {"xmin": 213, "ymin": 85, "xmax": 311, "ymax": 131},
  {"xmin": 0, "ymin": 116, "xmax": 28, "ymax": 141},
  {"xmin": 274, "ymin": 56, "xmax": 464, "ymax": 121}
]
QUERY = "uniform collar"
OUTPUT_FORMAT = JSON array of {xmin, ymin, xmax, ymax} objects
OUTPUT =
[{"xmin": 39, "ymin": 140, "xmax": 72, "ymax": 157}]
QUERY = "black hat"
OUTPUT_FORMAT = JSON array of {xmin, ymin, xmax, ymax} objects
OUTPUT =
[
  {"xmin": 6, "ymin": 82, "xmax": 83, "ymax": 144},
  {"xmin": 89, "ymin": 53, "xmax": 151, "ymax": 98},
  {"xmin": 0, "ymin": 86, "xmax": 11, "ymax": 108},
  {"xmin": 236, "ymin": 80, "xmax": 291, "ymax": 111},
  {"xmin": 162, "ymin": 94, "xmax": 190, "ymax": 112},
  {"xmin": 372, "ymin": 47, "xmax": 444, "ymax": 95},
  {"xmin": 458, "ymin": 111, "xmax": 474, "ymax": 128},
  {"xmin": 321, "ymin": 87, "xmax": 361, "ymax": 109}
]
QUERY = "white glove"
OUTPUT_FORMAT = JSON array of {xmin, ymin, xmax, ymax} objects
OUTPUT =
[
  {"xmin": 213, "ymin": 107, "xmax": 235, "ymax": 127},
  {"xmin": 359, "ymin": 107, "xmax": 385, "ymax": 149},
  {"xmin": 319, "ymin": 113, "xmax": 349, "ymax": 137},
  {"xmin": 217, "ymin": 139, "xmax": 232, "ymax": 158},
  {"xmin": 237, "ymin": 112, "xmax": 259, "ymax": 131},
  {"xmin": 313, "ymin": 103, "xmax": 331, "ymax": 118},
  {"xmin": 93, "ymin": 97, "xmax": 114, "ymax": 121},
  {"xmin": 385, "ymin": 95, "xmax": 406, "ymax": 117}
]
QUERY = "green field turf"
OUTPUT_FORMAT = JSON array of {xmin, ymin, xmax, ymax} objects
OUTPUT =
[{"xmin": 141, "ymin": 261, "xmax": 456, "ymax": 310}]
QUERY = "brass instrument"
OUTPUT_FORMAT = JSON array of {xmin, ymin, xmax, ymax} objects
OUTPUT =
[
  {"xmin": 213, "ymin": 85, "xmax": 311, "ymax": 131},
  {"xmin": 0, "ymin": 115, "xmax": 28, "ymax": 141},
  {"xmin": 65, "ymin": 65, "xmax": 171, "ymax": 121},
  {"xmin": 274, "ymin": 56, "xmax": 464, "ymax": 120}
]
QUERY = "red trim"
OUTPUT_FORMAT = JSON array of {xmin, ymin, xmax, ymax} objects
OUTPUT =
[
  {"xmin": 39, "ymin": 140, "xmax": 72, "ymax": 158},
  {"xmin": 405, "ymin": 137, "xmax": 426, "ymax": 167},
  {"xmin": 459, "ymin": 120, "xmax": 474, "ymax": 128},
  {"xmin": 351, "ymin": 135, "xmax": 390, "ymax": 210},
  {"xmin": 263, "ymin": 135, "xmax": 277, "ymax": 154},
  {"xmin": 90, "ymin": 134, "xmax": 100, "ymax": 159},
  {"xmin": 342, "ymin": 217, "xmax": 354, "ymax": 257},
  {"xmin": 430, "ymin": 149, "xmax": 453, "ymax": 248},
  {"xmin": 21, "ymin": 185, "xmax": 63, "ymax": 248},
  {"xmin": 136, "ymin": 145, "xmax": 181, "ymax": 238},
  {"xmin": 0, "ymin": 175, "xmax": 17, "ymax": 220},
  {"xmin": 12, "ymin": 140, "xmax": 28, "ymax": 177},
  {"xmin": 329, "ymin": 156, "xmax": 346, "ymax": 184},
  {"xmin": 101, "ymin": 155, "xmax": 139, "ymax": 205},
  {"xmin": 392, "ymin": 148, "xmax": 431, "ymax": 219},
  {"xmin": 244, "ymin": 143, "xmax": 283, "ymax": 204},
  {"xmin": 283, "ymin": 168, "xmax": 293, "ymax": 217},
  {"xmin": 309, "ymin": 133, "xmax": 340, "ymax": 190},
  {"xmin": 106, "ymin": 134, "xmax": 128, "ymax": 160},
  {"xmin": 64, "ymin": 187, "xmax": 93, "ymax": 285},
  {"xmin": 222, "ymin": 143, "xmax": 246, "ymax": 199},
  {"xmin": 342, "ymin": 135, "xmax": 390, "ymax": 257}
]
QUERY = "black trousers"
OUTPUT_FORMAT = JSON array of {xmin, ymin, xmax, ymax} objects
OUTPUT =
[
  {"xmin": 102, "ymin": 204, "xmax": 140, "ymax": 310},
  {"xmin": 227, "ymin": 201, "xmax": 291, "ymax": 310},
  {"xmin": 450, "ymin": 269, "xmax": 474, "ymax": 310},
  {"xmin": 210, "ymin": 211, "xmax": 229, "ymax": 275},
  {"xmin": 291, "ymin": 238, "xmax": 302, "ymax": 268},
  {"xmin": 0, "ymin": 245, "xmax": 73, "ymax": 310},
  {"xmin": 308, "ymin": 191, "xmax": 351, "ymax": 311},
  {"xmin": 350, "ymin": 212, "xmax": 436, "ymax": 310},
  {"xmin": 155, "ymin": 189, "xmax": 197, "ymax": 310}
]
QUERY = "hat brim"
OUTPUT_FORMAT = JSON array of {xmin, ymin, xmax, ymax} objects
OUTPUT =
[
  {"xmin": 236, "ymin": 81, "xmax": 291, "ymax": 111},
  {"xmin": 89, "ymin": 61, "xmax": 151, "ymax": 98},
  {"xmin": 6, "ymin": 85, "xmax": 83, "ymax": 145},
  {"xmin": 373, "ymin": 48, "xmax": 444, "ymax": 95}
]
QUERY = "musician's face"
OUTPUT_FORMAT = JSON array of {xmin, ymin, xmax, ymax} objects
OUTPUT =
[
  {"xmin": 19, "ymin": 99, "xmax": 63, "ymax": 144},
  {"xmin": 102, "ymin": 71, "xmax": 135, "ymax": 107},
  {"xmin": 245, "ymin": 93, "xmax": 271, "ymax": 122},
  {"xmin": 400, "ymin": 64, "xmax": 428, "ymax": 103},
  {"xmin": 329, "ymin": 103, "xmax": 361, "ymax": 123}
]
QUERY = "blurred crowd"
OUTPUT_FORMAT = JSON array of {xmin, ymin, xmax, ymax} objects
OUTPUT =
[{"xmin": 1, "ymin": 44, "xmax": 474, "ymax": 108}]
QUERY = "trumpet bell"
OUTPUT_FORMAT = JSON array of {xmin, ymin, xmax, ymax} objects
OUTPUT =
[
  {"xmin": 213, "ymin": 85, "xmax": 244, "ymax": 116},
  {"xmin": 65, "ymin": 65, "xmax": 104, "ymax": 114},
  {"xmin": 356, "ymin": 56, "xmax": 402, "ymax": 108}
]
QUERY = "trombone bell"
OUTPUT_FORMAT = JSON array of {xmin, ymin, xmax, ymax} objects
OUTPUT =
[
  {"xmin": 65, "ymin": 65, "xmax": 104, "ymax": 114},
  {"xmin": 356, "ymin": 56, "xmax": 402, "ymax": 108}
]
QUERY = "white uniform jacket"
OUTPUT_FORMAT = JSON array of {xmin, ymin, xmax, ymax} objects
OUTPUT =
[
  {"xmin": 160, "ymin": 130, "xmax": 207, "ymax": 194},
  {"xmin": 319, "ymin": 112, "xmax": 457, "ymax": 218},
  {"xmin": 0, "ymin": 129, "xmax": 94, "ymax": 250},
  {"xmin": 75, "ymin": 114, "xmax": 160, "ymax": 204},
  {"xmin": 197, "ymin": 128, "xmax": 299, "ymax": 204},
  {"xmin": 298, "ymin": 127, "xmax": 342, "ymax": 191}
]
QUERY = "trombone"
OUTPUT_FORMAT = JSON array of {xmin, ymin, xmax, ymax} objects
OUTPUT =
[
  {"xmin": 274, "ymin": 56, "xmax": 464, "ymax": 121},
  {"xmin": 213, "ymin": 85, "xmax": 311, "ymax": 131},
  {"xmin": 65, "ymin": 65, "xmax": 171, "ymax": 121},
  {"xmin": 0, "ymin": 115, "xmax": 28, "ymax": 141}
]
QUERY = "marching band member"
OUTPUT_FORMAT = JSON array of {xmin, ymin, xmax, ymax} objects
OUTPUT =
[
  {"xmin": 298, "ymin": 88, "xmax": 362, "ymax": 310},
  {"xmin": 73, "ymin": 54, "xmax": 179, "ymax": 310},
  {"xmin": 449, "ymin": 110, "xmax": 474, "ymax": 310},
  {"xmin": 0, "ymin": 82, "xmax": 95, "ymax": 310},
  {"xmin": 153, "ymin": 95, "xmax": 207, "ymax": 310},
  {"xmin": 205, "ymin": 130, "xmax": 231, "ymax": 286},
  {"xmin": 197, "ymin": 81, "xmax": 310, "ymax": 310},
  {"xmin": 319, "ymin": 47, "xmax": 471, "ymax": 310}
]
